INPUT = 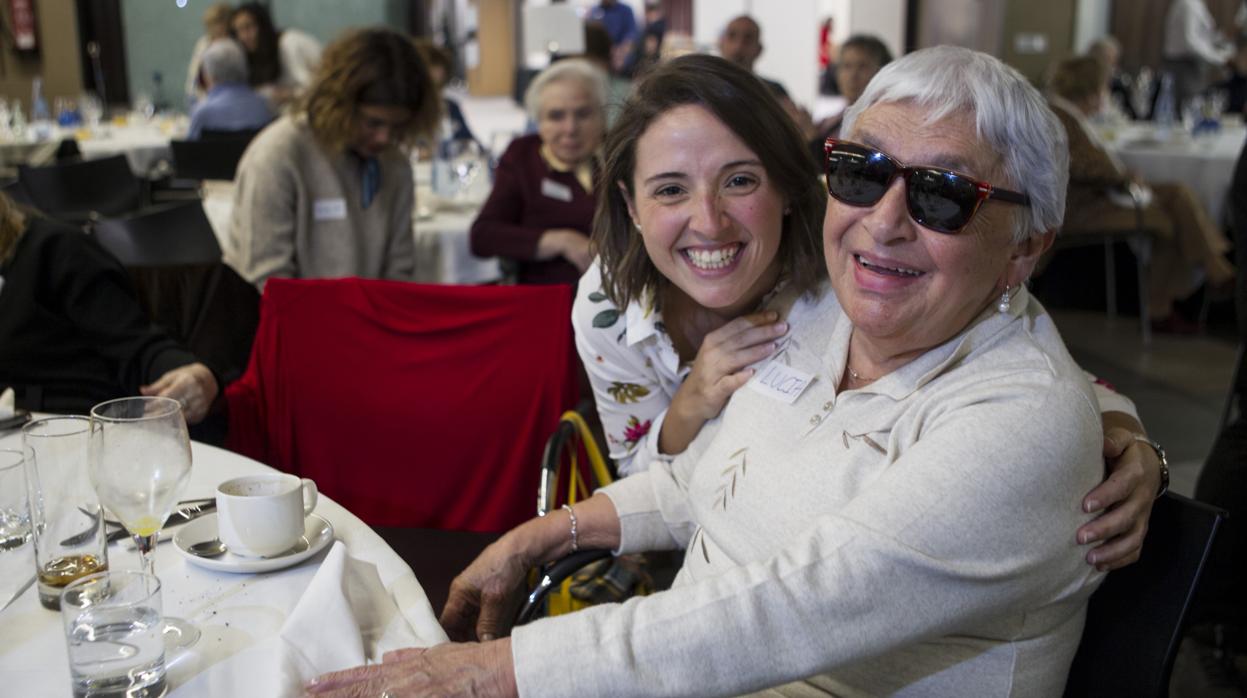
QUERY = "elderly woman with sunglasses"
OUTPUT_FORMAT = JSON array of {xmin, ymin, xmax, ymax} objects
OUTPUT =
[
  {"xmin": 580, "ymin": 55, "xmax": 1155, "ymax": 567},
  {"xmin": 308, "ymin": 48, "xmax": 1163, "ymax": 697}
]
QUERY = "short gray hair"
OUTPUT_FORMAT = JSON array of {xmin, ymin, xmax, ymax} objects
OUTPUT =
[
  {"xmin": 841, "ymin": 45, "xmax": 1068, "ymax": 242},
  {"xmin": 523, "ymin": 58, "xmax": 608, "ymax": 122},
  {"xmin": 201, "ymin": 38, "xmax": 249, "ymax": 86}
]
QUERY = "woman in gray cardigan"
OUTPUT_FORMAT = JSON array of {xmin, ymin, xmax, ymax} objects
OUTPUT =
[
  {"xmin": 225, "ymin": 28, "xmax": 440, "ymax": 290},
  {"xmin": 310, "ymin": 48, "xmax": 1140, "ymax": 697}
]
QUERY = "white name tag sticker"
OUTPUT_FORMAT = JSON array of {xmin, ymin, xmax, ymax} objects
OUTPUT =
[
  {"xmin": 541, "ymin": 178, "xmax": 573, "ymax": 202},
  {"xmin": 746, "ymin": 361, "xmax": 815, "ymax": 405},
  {"xmin": 313, "ymin": 198, "xmax": 347, "ymax": 221}
]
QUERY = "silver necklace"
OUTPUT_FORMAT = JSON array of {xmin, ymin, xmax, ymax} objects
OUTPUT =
[{"xmin": 847, "ymin": 366, "xmax": 876, "ymax": 383}]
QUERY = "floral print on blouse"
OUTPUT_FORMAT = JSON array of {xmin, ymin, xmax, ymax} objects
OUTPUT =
[{"xmin": 572, "ymin": 261, "xmax": 689, "ymax": 477}]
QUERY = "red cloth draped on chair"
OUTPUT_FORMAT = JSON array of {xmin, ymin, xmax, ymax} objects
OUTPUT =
[{"xmin": 225, "ymin": 278, "xmax": 578, "ymax": 532}]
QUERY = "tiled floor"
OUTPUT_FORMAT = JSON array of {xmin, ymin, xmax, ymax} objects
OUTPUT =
[{"xmin": 1050, "ymin": 308, "xmax": 1237, "ymax": 498}]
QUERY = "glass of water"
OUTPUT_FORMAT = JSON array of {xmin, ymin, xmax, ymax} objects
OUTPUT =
[
  {"xmin": 61, "ymin": 570, "xmax": 166, "ymax": 698},
  {"xmin": 0, "ymin": 449, "xmax": 34, "ymax": 610}
]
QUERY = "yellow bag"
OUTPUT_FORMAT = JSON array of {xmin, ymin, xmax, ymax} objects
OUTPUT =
[{"xmin": 539, "ymin": 410, "xmax": 614, "ymax": 617}]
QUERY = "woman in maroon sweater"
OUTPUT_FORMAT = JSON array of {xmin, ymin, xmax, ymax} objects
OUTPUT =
[{"xmin": 470, "ymin": 59, "xmax": 607, "ymax": 285}]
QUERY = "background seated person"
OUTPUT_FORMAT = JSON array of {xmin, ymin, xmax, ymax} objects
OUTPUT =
[
  {"xmin": 808, "ymin": 34, "xmax": 892, "ymax": 156},
  {"xmin": 184, "ymin": 2, "xmax": 232, "ymax": 107},
  {"xmin": 1048, "ymin": 55, "xmax": 1235, "ymax": 333},
  {"xmin": 308, "ymin": 47, "xmax": 1111, "ymax": 697},
  {"xmin": 413, "ymin": 39, "xmax": 478, "ymax": 146},
  {"xmin": 229, "ymin": 2, "xmax": 322, "ymax": 111},
  {"xmin": 0, "ymin": 193, "xmax": 217, "ymax": 423},
  {"xmin": 469, "ymin": 59, "xmax": 606, "ymax": 285},
  {"xmin": 225, "ymin": 28, "xmax": 440, "ymax": 290},
  {"xmin": 188, "ymin": 38, "xmax": 274, "ymax": 140}
]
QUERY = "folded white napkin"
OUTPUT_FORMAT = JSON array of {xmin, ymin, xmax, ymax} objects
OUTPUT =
[
  {"xmin": 0, "ymin": 388, "xmax": 14, "ymax": 419},
  {"xmin": 172, "ymin": 542, "xmax": 443, "ymax": 696}
]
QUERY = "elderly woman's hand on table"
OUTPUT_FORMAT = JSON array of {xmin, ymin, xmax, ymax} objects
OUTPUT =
[
  {"xmin": 305, "ymin": 642, "xmax": 518, "ymax": 698},
  {"xmin": 139, "ymin": 362, "xmax": 218, "ymax": 424}
]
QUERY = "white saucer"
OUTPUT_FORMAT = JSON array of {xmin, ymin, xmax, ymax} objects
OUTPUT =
[{"xmin": 172, "ymin": 513, "xmax": 334, "ymax": 574}]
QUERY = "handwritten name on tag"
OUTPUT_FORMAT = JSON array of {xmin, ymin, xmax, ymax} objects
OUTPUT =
[
  {"xmin": 746, "ymin": 361, "xmax": 815, "ymax": 405},
  {"xmin": 541, "ymin": 178, "xmax": 573, "ymax": 202},
  {"xmin": 313, "ymin": 198, "xmax": 347, "ymax": 221}
]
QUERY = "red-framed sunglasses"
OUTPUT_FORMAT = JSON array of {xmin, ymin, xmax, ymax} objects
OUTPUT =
[{"xmin": 823, "ymin": 138, "xmax": 1030, "ymax": 234}]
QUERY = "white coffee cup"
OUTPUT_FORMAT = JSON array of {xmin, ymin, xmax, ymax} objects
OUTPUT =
[{"xmin": 216, "ymin": 474, "xmax": 317, "ymax": 557}]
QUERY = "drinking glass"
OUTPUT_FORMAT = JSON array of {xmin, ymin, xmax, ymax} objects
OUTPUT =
[
  {"xmin": 89, "ymin": 396, "xmax": 198, "ymax": 648},
  {"xmin": 79, "ymin": 91, "xmax": 104, "ymax": 130},
  {"xmin": 442, "ymin": 138, "xmax": 487, "ymax": 203},
  {"xmin": 23, "ymin": 417, "xmax": 110, "ymax": 610},
  {"xmin": 0, "ymin": 449, "xmax": 34, "ymax": 610},
  {"xmin": 61, "ymin": 570, "xmax": 166, "ymax": 698}
]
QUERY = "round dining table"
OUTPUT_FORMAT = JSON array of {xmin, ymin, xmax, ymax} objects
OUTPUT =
[{"xmin": 0, "ymin": 431, "xmax": 448, "ymax": 697}]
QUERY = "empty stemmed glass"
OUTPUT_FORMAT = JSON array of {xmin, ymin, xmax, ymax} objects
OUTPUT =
[{"xmin": 88, "ymin": 396, "xmax": 199, "ymax": 648}]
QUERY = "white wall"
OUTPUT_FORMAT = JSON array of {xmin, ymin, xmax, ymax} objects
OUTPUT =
[
  {"xmin": 845, "ymin": 0, "xmax": 906, "ymax": 60},
  {"xmin": 819, "ymin": 0, "xmax": 853, "ymax": 46},
  {"xmin": 692, "ymin": 0, "xmax": 821, "ymax": 108},
  {"xmin": 1073, "ymin": 0, "xmax": 1112, "ymax": 53}
]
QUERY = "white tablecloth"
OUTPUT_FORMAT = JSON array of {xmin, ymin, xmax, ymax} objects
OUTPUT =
[
  {"xmin": 0, "ymin": 118, "xmax": 186, "ymax": 176},
  {"xmin": 1105, "ymin": 122, "xmax": 1246, "ymax": 225},
  {"xmin": 74, "ymin": 119, "xmax": 186, "ymax": 175},
  {"xmin": 0, "ymin": 434, "xmax": 447, "ymax": 697}
]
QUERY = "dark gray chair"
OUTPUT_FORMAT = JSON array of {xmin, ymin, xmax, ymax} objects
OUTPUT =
[
  {"xmin": 1052, "ymin": 191, "xmax": 1154, "ymax": 344},
  {"xmin": 92, "ymin": 201, "xmax": 222, "ymax": 267},
  {"xmin": 170, "ymin": 131, "xmax": 258, "ymax": 182},
  {"xmin": 1064, "ymin": 493, "xmax": 1227, "ymax": 697},
  {"xmin": 17, "ymin": 154, "xmax": 144, "ymax": 221}
]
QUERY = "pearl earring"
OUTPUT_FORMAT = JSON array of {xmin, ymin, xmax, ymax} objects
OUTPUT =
[{"xmin": 997, "ymin": 285, "xmax": 1013, "ymax": 313}]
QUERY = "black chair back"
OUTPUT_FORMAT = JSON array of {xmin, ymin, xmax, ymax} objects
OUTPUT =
[
  {"xmin": 170, "ymin": 131, "xmax": 258, "ymax": 181},
  {"xmin": 1064, "ymin": 492, "xmax": 1226, "ymax": 697},
  {"xmin": 92, "ymin": 201, "xmax": 222, "ymax": 267},
  {"xmin": 199, "ymin": 128, "xmax": 263, "ymax": 142},
  {"xmin": 17, "ymin": 154, "xmax": 143, "ymax": 219},
  {"xmin": 1, "ymin": 179, "xmax": 33, "ymax": 208}
]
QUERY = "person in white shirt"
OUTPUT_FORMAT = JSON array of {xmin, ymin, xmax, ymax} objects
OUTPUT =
[
  {"xmin": 1163, "ymin": 0, "xmax": 1235, "ymax": 110},
  {"xmin": 229, "ymin": 2, "xmax": 322, "ymax": 111}
]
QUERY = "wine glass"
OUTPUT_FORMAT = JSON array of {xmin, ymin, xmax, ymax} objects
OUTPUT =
[{"xmin": 88, "ymin": 396, "xmax": 199, "ymax": 648}]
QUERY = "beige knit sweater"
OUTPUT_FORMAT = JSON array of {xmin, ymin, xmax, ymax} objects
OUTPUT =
[{"xmin": 225, "ymin": 115, "xmax": 415, "ymax": 289}]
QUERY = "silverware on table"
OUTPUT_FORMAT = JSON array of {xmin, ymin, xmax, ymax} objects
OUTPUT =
[{"xmin": 60, "ymin": 500, "xmax": 217, "ymax": 546}]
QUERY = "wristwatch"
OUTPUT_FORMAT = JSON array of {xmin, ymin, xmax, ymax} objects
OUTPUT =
[{"xmin": 1130, "ymin": 434, "xmax": 1169, "ymax": 499}]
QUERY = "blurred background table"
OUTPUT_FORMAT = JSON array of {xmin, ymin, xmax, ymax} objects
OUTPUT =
[
  {"xmin": 0, "ymin": 116, "xmax": 187, "ymax": 177},
  {"xmin": 1105, "ymin": 121, "xmax": 1247, "ymax": 225}
]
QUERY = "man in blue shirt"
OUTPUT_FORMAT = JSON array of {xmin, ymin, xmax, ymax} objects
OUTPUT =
[
  {"xmin": 188, "ymin": 39, "xmax": 274, "ymax": 140},
  {"xmin": 588, "ymin": 0, "xmax": 638, "ymax": 73}
]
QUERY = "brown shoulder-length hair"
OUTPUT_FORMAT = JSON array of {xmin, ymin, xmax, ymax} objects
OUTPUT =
[
  {"xmin": 595, "ymin": 53, "xmax": 826, "ymax": 309},
  {"xmin": 302, "ymin": 28, "xmax": 441, "ymax": 152}
]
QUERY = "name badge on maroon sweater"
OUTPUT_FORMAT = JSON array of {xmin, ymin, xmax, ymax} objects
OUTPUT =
[{"xmin": 541, "ymin": 178, "xmax": 573, "ymax": 202}]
